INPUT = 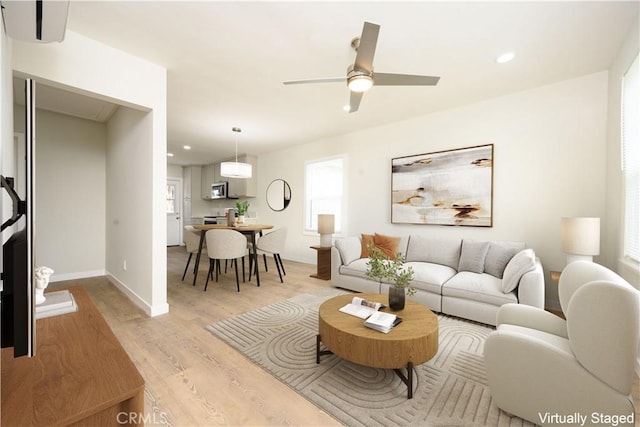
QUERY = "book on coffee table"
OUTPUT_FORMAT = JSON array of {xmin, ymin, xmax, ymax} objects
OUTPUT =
[
  {"xmin": 364, "ymin": 311, "xmax": 403, "ymax": 333},
  {"xmin": 339, "ymin": 296, "xmax": 385, "ymax": 319}
]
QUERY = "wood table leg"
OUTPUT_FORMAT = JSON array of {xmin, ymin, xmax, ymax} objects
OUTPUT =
[
  {"xmin": 393, "ymin": 361, "xmax": 414, "ymax": 399},
  {"xmin": 192, "ymin": 231, "xmax": 206, "ymax": 287},
  {"xmin": 316, "ymin": 334, "xmax": 333, "ymax": 364}
]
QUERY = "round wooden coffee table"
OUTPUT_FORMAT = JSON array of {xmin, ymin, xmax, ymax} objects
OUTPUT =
[{"xmin": 316, "ymin": 293, "xmax": 438, "ymax": 399}]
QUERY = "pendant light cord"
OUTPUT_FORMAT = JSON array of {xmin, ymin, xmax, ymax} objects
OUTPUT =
[{"xmin": 232, "ymin": 127, "xmax": 241, "ymax": 163}]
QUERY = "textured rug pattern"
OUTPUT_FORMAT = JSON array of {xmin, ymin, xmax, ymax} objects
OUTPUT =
[{"xmin": 206, "ymin": 288, "xmax": 535, "ymax": 427}]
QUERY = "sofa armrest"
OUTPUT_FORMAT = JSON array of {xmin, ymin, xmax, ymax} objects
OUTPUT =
[
  {"xmin": 484, "ymin": 329, "xmax": 636, "ymax": 425},
  {"xmin": 517, "ymin": 257, "xmax": 545, "ymax": 309},
  {"xmin": 496, "ymin": 303, "xmax": 568, "ymax": 338},
  {"xmin": 330, "ymin": 246, "xmax": 343, "ymax": 286}
]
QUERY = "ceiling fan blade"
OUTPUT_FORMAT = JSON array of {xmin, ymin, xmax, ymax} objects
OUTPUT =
[
  {"xmin": 353, "ymin": 22, "xmax": 380, "ymax": 73},
  {"xmin": 283, "ymin": 77, "xmax": 346, "ymax": 85},
  {"xmin": 374, "ymin": 73, "xmax": 440, "ymax": 86},
  {"xmin": 348, "ymin": 91, "xmax": 363, "ymax": 113}
]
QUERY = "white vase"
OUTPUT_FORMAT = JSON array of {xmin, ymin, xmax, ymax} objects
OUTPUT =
[{"xmin": 238, "ymin": 215, "xmax": 245, "ymax": 224}]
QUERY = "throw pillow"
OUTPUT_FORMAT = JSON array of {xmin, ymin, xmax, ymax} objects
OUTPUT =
[
  {"xmin": 502, "ymin": 248, "xmax": 537, "ymax": 293},
  {"xmin": 374, "ymin": 233, "xmax": 401, "ymax": 259},
  {"xmin": 360, "ymin": 234, "xmax": 375, "ymax": 258},
  {"xmin": 484, "ymin": 242, "xmax": 523, "ymax": 278},
  {"xmin": 458, "ymin": 240, "xmax": 490, "ymax": 273}
]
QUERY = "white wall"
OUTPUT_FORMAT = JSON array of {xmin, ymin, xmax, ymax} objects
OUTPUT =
[
  {"xmin": 11, "ymin": 31, "xmax": 168, "ymax": 316},
  {"xmin": 605, "ymin": 16, "xmax": 640, "ymax": 289},
  {"xmin": 167, "ymin": 164, "xmax": 182, "ymax": 179},
  {"xmin": 258, "ymin": 72, "xmax": 609, "ymax": 310},
  {"xmin": 20, "ymin": 109, "xmax": 106, "ymax": 281},
  {"xmin": 106, "ymin": 107, "xmax": 159, "ymax": 311}
]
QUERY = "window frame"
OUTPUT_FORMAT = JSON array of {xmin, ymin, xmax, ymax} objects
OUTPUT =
[
  {"xmin": 621, "ymin": 53, "xmax": 640, "ymax": 265},
  {"xmin": 303, "ymin": 154, "xmax": 348, "ymax": 237}
]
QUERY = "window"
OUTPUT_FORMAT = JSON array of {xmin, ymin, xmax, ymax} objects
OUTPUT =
[
  {"xmin": 622, "ymin": 53, "xmax": 639, "ymax": 262},
  {"xmin": 304, "ymin": 156, "xmax": 346, "ymax": 234},
  {"xmin": 166, "ymin": 183, "xmax": 176, "ymax": 213}
]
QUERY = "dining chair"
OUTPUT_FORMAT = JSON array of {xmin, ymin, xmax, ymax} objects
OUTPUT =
[
  {"xmin": 204, "ymin": 229, "xmax": 248, "ymax": 292},
  {"xmin": 251, "ymin": 228, "xmax": 287, "ymax": 283},
  {"xmin": 182, "ymin": 226, "xmax": 206, "ymax": 281}
]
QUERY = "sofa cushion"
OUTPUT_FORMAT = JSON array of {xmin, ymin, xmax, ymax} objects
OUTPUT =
[
  {"xmin": 360, "ymin": 234, "xmax": 375, "ymax": 258},
  {"xmin": 406, "ymin": 262, "xmax": 457, "ymax": 294},
  {"xmin": 405, "ymin": 236, "xmax": 462, "ymax": 270},
  {"xmin": 335, "ymin": 237, "xmax": 362, "ymax": 266},
  {"xmin": 458, "ymin": 240, "xmax": 490, "ymax": 273},
  {"xmin": 484, "ymin": 241, "xmax": 525, "ymax": 279},
  {"xmin": 502, "ymin": 249, "xmax": 537, "ymax": 293},
  {"xmin": 443, "ymin": 272, "xmax": 518, "ymax": 306},
  {"xmin": 339, "ymin": 258, "xmax": 370, "ymax": 278}
]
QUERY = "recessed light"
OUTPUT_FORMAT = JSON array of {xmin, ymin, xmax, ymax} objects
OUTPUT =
[
  {"xmin": 496, "ymin": 52, "xmax": 515, "ymax": 64},
  {"xmin": 167, "ymin": 152, "xmax": 174, "ymax": 157},
  {"xmin": 343, "ymin": 104, "xmax": 351, "ymax": 112},
  {"xmin": 183, "ymin": 145, "xmax": 191, "ymax": 150}
]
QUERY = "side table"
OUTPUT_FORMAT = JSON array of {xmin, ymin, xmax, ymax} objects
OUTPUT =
[{"xmin": 310, "ymin": 245, "xmax": 331, "ymax": 280}]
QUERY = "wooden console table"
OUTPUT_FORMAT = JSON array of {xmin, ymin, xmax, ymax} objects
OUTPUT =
[
  {"xmin": 310, "ymin": 245, "xmax": 332, "ymax": 280},
  {"xmin": 1, "ymin": 286, "xmax": 145, "ymax": 426}
]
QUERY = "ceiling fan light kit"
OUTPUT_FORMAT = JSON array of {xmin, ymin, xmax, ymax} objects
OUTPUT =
[
  {"xmin": 283, "ymin": 21, "xmax": 440, "ymax": 113},
  {"xmin": 347, "ymin": 74, "xmax": 374, "ymax": 92},
  {"xmin": 220, "ymin": 127, "xmax": 252, "ymax": 179}
]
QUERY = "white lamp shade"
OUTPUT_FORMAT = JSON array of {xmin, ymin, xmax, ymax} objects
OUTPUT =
[
  {"xmin": 317, "ymin": 214, "xmax": 335, "ymax": 234},
  {"xmin": 561, "ymin": 217, "xmax": 600, "ymax": 256},
  {"xmin": 220, "ymin": 161, "xmax": 252, "ymax": 179}
]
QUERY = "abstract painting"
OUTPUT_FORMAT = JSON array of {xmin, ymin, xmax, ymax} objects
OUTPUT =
[{"xmin": 391, "ymin": 144, "xmax": 493, "ymax": 226}]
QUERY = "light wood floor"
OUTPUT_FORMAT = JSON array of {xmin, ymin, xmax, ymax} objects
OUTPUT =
[
  {"xmin": 52, "ymin": 247, "xmax": 341, "ymax": 426},
  {"xmin": 52, "ymin": 247, "xmax": 640, "ymax": 426}
]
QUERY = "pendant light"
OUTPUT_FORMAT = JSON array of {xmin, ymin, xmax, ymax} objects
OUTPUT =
[{"xmin": 220, "ymin": 127, "xmax": 252, "ymax": 179}]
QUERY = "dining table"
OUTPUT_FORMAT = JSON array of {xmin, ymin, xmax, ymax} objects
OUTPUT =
[{"xmin": 191, "ymin": 224, "xmax": 274, "ymax": 288}]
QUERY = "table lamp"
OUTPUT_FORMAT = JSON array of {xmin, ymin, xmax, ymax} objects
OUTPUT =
[
  {"xmin": 561, "ymin": 217, "xmax": 600, "ymax": 265},
  {"xmin": 318, "ymin": 214, "xmax": 335, "ymax": 247}
]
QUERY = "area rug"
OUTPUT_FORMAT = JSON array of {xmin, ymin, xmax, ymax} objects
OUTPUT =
[{"xmin": 206, "ymin": 288, "xmax": 535, "ymax": 427}]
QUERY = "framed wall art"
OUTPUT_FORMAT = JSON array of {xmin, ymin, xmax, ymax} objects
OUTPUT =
[{"xmin": 391, "ymin": 144, "xmax": 493, "ymax": 227}]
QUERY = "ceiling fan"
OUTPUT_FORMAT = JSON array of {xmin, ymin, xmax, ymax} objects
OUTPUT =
[{"xmin": 283, "ymin": 21, "xmax": 440, "ymax": 113}]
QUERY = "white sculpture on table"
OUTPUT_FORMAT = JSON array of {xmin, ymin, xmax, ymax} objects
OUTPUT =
[{"xmin": 35, "ymin": 266, "xmax": 54, "ymax": 305}]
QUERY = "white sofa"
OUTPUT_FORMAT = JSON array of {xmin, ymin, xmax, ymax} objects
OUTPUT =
[{"xmin": 330, "ymin": 234, "xmax": 545, "ymax": 326}]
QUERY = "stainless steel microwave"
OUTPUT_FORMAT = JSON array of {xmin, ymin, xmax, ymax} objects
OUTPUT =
[{"xmin": 211, "ymin": 182, "xmax": 228, "ymax": 199}]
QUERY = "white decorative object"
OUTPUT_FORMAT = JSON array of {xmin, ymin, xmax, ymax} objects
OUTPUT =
[{"xmin": 34, "ymin": 266, "xmax": 54, "ymax": 305}]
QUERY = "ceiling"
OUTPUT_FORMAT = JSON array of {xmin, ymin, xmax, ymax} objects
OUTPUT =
[{"xmin": 26, "ymin": 1, "xmax": 640, "ymax": 166}]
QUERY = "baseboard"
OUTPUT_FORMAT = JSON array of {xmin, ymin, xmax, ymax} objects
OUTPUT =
[
  {"xmin": 50, "ymin": 269, "xmax": 106, "ymax": 283},
  {"xmin": 105, "ymin": 272, "xmax": 169, "ymax": 317}
]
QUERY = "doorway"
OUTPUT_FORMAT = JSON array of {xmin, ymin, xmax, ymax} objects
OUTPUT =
[{"xmin": 166, "ymin": 178, "xmax": 182, "ymax": 246}]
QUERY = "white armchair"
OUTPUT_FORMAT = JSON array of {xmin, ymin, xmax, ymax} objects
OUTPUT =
[{"xmin": 484, "ymin": 261, "xmax": 639, "ymax": 426}]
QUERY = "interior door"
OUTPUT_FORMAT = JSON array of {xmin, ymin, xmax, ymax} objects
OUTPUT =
[{"xmin": 166, "ymin": 179, "xmax": 182, "ymax": 246}]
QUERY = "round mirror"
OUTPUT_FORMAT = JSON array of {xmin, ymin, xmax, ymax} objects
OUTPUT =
[{"xmin": 266, "ymin": 179, "xmax": 291, "ymax": 211}]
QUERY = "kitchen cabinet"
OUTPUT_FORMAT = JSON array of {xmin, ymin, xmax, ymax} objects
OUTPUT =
[
  {"xmin": 227, "ymin": 154, "xmax": 257, "ymax": 198},
  {"xmin": 183, "ymin": 165, "xmax": 202, "ymax": 199},
  {"xmin": 201, "ymin": 164, "xmax": 216, "ymax": 199}
]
